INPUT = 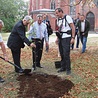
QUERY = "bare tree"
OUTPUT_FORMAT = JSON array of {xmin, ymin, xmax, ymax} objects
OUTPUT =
[{"xmin": 61, "ymin": 0, "xmax": 95, "ymax": 7}]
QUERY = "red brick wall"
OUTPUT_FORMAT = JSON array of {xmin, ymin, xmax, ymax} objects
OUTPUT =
[{"xmin": 30, "ymin": 0, "xmax": 98, "ymax": 31}]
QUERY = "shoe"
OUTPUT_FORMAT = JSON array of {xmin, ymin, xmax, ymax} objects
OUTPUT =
[
  {"xmin": 36, "ymin": 65, "xmax": 43, "ymax": 68},
  {"xmin": 57, "ymin": 68, "xmax": 66, "ymax": 73},
  {"xmin": 32, "ymin": 65, "xmax": 36, "ymax": 70},
  {"xmin": 15, "ymin": 69, "xmax": 24, "ymax": 73},
  {"xmin": 32, "ymin": 67, "xmax": 36, "ymax": 71},
  {"xmin": 36, "ymin": 64, "xmax": 43, "ymax": 68},
  {"xmin": 66, "ymin": 70, "xmax": 71, "ymax": 75},
  {"xmin": 0, "ymin": 77, "xmax": 5, "ymax": 83},
  {"xmin": 81, "ymin": 51, "xmax": 85, "ymax": 54}
]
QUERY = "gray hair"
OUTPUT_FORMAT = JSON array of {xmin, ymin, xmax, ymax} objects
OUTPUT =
[
  {"xmin": 23, "ymin": 15, "xmax": 32, "ymax": 21},
  {"xmin": 37, "ymin": 14, "xmax": 43, "ymax": 18},
  {"xmin": 0, "ymin": 20, "xmax": 4, "ymax": 27}
]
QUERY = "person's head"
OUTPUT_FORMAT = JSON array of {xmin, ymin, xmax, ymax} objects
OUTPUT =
[
  {"xmin": 80, "ymin": 14, "xmax": 85, "ymax": 21},
  {"xmin": 22, "ymin": 15, "xmax": 32, "ymax": 26},
  {"xmin": 36, "ymin": 14, "xmax": 43, "ymax": 24},
  {"xmin": 77, "ymin": 13, "xmax": 80, "ymax": 18},
  {"xmin": 0, "ymin": 20, "xmax": 4, "ymax": 30},
  {"xmin": 43, "ymin": 14, "xmax": 48, "ymax": 20},
  {"xmin": 55, "ymin": 8, "xmax": 63, "ymax": 18}
]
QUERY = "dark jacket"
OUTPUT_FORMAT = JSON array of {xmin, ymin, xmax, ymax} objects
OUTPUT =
[
  {"xmin": 43, "ymin": 20, "xmax": 53, "ymax": 36},
  {"xmin": 7, "ymin": 20, "xmax": 31, "ymax": 50},
  {"xmin": 77, "ymin": 19, "xmax": 90, "ymax": 37}
]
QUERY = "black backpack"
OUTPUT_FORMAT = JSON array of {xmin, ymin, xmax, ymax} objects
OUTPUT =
[
  {"xmin": 63, "ymin": 15, "xmax": 72, "ymax": 35},
  {"xmin": 55, "ymin": 15, "xmax": 73, "ymax": 39}
]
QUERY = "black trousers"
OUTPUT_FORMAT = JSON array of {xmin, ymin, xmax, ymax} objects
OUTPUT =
[
  {"xmin": 11, "ymin": 48, "xmax": 21, "ymax": 71},
  {"xmin": 71, "ymin": 29, "xmax": 80, "ymax": 49},
  {"xmin": 32, "ymin": 38, "xmax": 44, "ymax": 67},
  {"xmin": 58, "ymin": 37, "xmax": 71, "ymax": 71}
]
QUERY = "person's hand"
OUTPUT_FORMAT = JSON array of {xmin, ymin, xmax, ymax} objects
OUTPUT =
[
  {"xmin": 82, "ymin": 33, "xmax": 85, "ymax": 35},
  {"xmin": 46, "ymin": 22, "xmax": 49, "ymax": 25},
  {"xmin": 30, "ymin": 43, "xmax": 36, "ymax": 48},
  {"xmin": 70, "ymin": 38, "xmax": 75, "ymax": 44},
  {"xmin": 46, "ymin": 42, "xmax": 49, "ymax": 47},
  {"xmin": 3, "ymin": 54, "xmax": 8, "ymax": 61},
  {"xmin": 55, "ymin": 38, "xmax": 58, "ymax": 45}
]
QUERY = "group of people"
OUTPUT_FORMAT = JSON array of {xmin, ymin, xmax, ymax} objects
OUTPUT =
[{"xmin": 0, "ymin": 7, "xmax": 90, "ymax": 83}]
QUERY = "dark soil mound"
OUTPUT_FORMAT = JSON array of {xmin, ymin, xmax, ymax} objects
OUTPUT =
[{"xmin": 16, "ymin": 72, "xmax": 74, "ymax": 98}]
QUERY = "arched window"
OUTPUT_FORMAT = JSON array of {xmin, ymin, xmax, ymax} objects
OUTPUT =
[
  {"xmin": 86, "ymin": 12, "xmax": 95, "ymax": 31},
  {"xmin": 86, "ymin": 12, "xmax": 94, "ymax": 18},
  {"xmin": 50, "ymin": 0, "xmax": 55, "ymax": 9}
]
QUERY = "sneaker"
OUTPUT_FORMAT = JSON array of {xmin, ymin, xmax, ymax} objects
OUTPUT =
[{"xmin": 0, "ymin": 77, "xmax": 5, "ymax": 83}]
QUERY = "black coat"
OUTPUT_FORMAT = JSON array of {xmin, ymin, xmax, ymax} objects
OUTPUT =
[
  {"xmin": 77, "ymin": 19, "xmax": 90, "ymax": 37},
  {"xmin": 7, "ymin": 20, "xmax": 31, "ymax": 50},
  {"xmin": 43, "ymin": 20, "xmax": 53, "ymax": 36}
]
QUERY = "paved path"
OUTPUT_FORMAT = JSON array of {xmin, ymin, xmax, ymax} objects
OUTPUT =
[
  {"xmin": 49, "ymin": 32, "xmax": 98, "ymax": 43},
  {"xmin": 3, "ymin": 31, "xmax": 98, "ymax": 48}
]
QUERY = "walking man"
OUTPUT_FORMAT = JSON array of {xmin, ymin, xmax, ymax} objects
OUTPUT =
[{"xmin": 77, "ymin": 14, "xmax": 90, "ymax": 53}]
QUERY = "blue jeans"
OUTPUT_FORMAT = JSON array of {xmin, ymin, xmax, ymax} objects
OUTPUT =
[{"xmin": 80, "ymin": 36, "xmax": 87, "ymax": 52}]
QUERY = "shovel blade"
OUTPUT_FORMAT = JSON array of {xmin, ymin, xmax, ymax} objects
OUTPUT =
[{"xmin": 23, "ymin": 69, "xmax": 31, "ymax": 75}]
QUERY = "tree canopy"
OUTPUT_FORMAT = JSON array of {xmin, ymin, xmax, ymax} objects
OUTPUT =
[{"xmin": 0, "ymin": 0, "xmax": 28, "ymax": 32}]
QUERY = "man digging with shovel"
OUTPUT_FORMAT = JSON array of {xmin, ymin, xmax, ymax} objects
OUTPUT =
[{"xmin": 7, "ymin": 15, "xmax": 36, "ymax": 74}]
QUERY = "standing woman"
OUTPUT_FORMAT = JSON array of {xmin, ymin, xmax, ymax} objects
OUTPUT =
[{"xmin": 0, "ymin": 20, "xmax": 8, "ymax": 83}]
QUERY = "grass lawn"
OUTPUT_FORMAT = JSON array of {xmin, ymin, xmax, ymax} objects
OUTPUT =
[{"xmin": 0, "ymin": 33, "xmax": 98, "ymax": 98}]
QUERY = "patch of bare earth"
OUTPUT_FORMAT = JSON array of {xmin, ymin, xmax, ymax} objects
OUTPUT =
[{"xmin": 17, "ymin": 73, "xmax": 74, "ymax": 98}]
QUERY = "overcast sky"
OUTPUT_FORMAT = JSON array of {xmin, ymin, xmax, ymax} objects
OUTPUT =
[{"xmin": 23, "ymin": 0, "xmax": 29, "ymax": 2}]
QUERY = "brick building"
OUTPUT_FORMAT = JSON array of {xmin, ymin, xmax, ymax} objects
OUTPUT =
[{"xmin": 28, "ymin": 0, "xmax": 98, "ymax": 31}]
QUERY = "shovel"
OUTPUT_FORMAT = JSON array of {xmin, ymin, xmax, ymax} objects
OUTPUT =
[{"xmin": 0, "ymin": 56, "xmax": 31, "ymax": 75}]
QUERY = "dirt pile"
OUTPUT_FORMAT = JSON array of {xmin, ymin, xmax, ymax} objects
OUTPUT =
[{"xmin": 17, "ymin": 72, "xmax": 74, "ymax": 98}]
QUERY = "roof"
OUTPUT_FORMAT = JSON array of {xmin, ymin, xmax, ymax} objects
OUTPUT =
[{"xmin": 30, "ymin": 8, "xmax": 55, "ymax": 14}]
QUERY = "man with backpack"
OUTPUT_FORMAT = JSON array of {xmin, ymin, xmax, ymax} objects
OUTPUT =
[{"xmin": 55, "ymin": 8, "xmax": 75, "ymax": 75}]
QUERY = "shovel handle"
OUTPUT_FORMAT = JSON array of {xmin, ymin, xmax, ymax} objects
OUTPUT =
[{"xmin": 0, "ymin": 56, "xmax": 21, "ymax": 69}]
